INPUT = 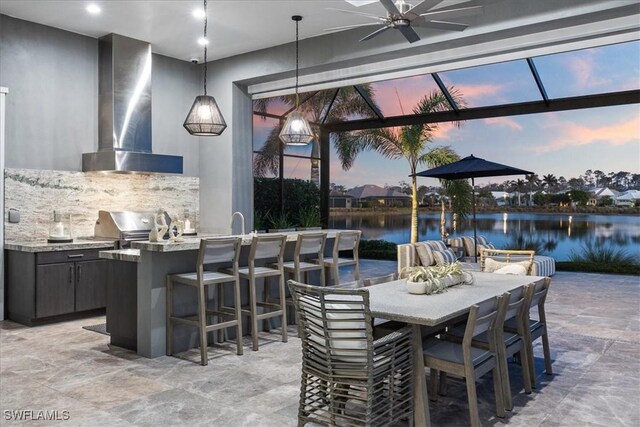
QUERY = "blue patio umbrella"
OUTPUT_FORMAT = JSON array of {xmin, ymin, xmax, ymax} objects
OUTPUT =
[{"xmin": 415, "ymin": 155, "xmax": 533, "ymax": 262}]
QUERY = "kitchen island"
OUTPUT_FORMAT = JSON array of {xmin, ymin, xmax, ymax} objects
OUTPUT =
[{"xmin": 99, "ymin": 230, "xmax": 352, "ymax": 358}]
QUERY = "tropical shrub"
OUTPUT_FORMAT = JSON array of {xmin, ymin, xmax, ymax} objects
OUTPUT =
[{"xmin": 254, "ymin": 177, "xmax": 320, "ymax": 228}]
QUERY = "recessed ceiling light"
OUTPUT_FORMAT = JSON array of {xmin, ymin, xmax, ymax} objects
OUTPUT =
[
  {"xmin": 86, "ymin": 4, "xmax": 101, "ymax": 14},
  {"xmin": 192, "ymin": 8, "xmax": 206, "ymax": 19},
  {"xmin": 197, "ymin": 37, "xmax": 209, "ymax": 46}
]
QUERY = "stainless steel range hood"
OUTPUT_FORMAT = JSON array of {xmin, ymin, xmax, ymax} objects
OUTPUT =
[{"xmin": 83, "ymin": 34, "xmax": 183, "ymax": 174}]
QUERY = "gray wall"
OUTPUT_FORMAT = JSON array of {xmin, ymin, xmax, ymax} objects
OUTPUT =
[{"xmin": 0, "ymin": 15, "xmax": 201, "ymax": 176}]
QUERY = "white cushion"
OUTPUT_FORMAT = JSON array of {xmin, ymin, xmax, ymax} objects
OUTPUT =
[
  {"xmin": 484, "ymin": 258, "xmax": 531, "ymax": 274},
  {"xmin": 433, "ymin": 249, "xmax": 457, "ymax": 265},
  {"xmin": 494, "ymin": 264, "xmax": 527, "ymax": 275},
  {"xmin": 426, "ymin": 240, "xmax": 448, "ymax": 252}
]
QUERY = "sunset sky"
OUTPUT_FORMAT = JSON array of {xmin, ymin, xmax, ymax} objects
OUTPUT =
[{"xmin": 254, "ymin": 40, "xmax": 640, "ymax": 188}]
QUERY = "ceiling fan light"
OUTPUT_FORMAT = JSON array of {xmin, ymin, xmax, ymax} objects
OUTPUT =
[
  {"xmin": 279, "ymin": 110, "xmax": 314, "ymax": 145},
  {"xmin": 183, "ymin": 95, "xmax": 227, "ymax": 136}
]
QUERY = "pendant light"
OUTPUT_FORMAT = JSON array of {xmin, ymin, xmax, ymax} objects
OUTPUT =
[
  {"xmin": 279, "ymin": 15, "xmax": 313, "ymax": 146},
  {"xmin": 184, "ymin": 0, "xmax": 227, "ymax": 136}
]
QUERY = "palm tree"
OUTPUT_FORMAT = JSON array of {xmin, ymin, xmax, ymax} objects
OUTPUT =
[
  {"xmin": 253, "ymin": 87, "xmax": 378, "ymax": 186},
  {"xmin": 542, "ymin": 174, "xmax": 558, "ymax": 193},
  {"xmin": 526, "ymin": 174, "xmax": 540, "ymax": 205},
  {"xmin": 352, "ymin": 89, "xmax": 470, "ymax": 243},
  {"xmin": 512, "ymin": 178, "xmax": 527, "ymax": 206}
]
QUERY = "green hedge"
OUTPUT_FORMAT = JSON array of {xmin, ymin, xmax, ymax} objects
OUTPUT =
[
  {"xmin": 556, "ymin": 262, "xmax": 640, "ymax": 276},
  {"xmin": 359, "ymin": 239, "xmax": 397, "ymax": 261},
  {"xmin": 254, "ymin": 177, "xmax": 320, "ymax": 228}
]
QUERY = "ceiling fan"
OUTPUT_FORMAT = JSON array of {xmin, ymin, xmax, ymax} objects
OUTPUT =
[{"xmin": 326, "ymin": 0, "xmax": 483, "ymax": 43}]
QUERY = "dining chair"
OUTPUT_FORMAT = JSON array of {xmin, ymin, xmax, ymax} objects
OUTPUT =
[
  {"xmin": 236, "ymin": 234, "xmax": 288, "ymax": 351},
  {"xmin": 505, "ymin": 278, "xmax": 552, "ymax": 387},
  {"xmin": 444, "ymin": 286, "xmax": 533, "ymax": 410},
  {"xmin": 423, "ymin": 296, "xmax": 505, "ymax": 427},
  {"xmin": 166, "ymin": 237, "xmax": 243, "ymax": 365},
  {"xmin": 288, "ymin": 280, "xmax": 415, "ymax": 427},
  {"xmin": 321, "ymin": 230, "xmax": 361, "ymax": 286}
]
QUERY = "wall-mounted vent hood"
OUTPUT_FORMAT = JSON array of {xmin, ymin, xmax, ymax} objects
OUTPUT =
[{"xmin": 83, "ymin": 34, "xmax": 183, "ymax": 174}]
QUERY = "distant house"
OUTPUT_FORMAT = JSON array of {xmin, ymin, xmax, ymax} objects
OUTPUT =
[
  {"xmin": 329, "ymin": 190, "xmax": 354, "ymax": 208},
  {"xmin": 347, "ymin": 185, "xmax": 412, "ymax": 207},
  {"xmin": 588, "ymin": 187, "xmax": 620, "ymax": 206},
  {"xmin": 491, "ymin": 191, "xmax": 511, "ymax": 206},
  {"xmin": 614, "ymin": 190, "xmax": 640, "ymax": 207}
]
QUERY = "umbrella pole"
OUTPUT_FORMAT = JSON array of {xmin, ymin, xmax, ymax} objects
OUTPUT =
[{"xmin": 472, "ymin": 177, "xmax": 478, "ymax": 263}]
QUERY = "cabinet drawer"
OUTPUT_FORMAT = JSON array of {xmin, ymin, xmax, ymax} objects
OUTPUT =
[{"xmin": 36, "ymin": 249, "xmax": 106, "ymax": 265}]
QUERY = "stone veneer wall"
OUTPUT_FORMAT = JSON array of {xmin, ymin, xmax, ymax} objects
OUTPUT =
[{"xmin": 4, "ymin": 169, "xmax": 199, "ymax": 242}]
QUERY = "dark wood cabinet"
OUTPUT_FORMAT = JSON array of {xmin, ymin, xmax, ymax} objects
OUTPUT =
[
  {"xmin": 75, "ymin": 260, "xmax": 108, "ymax": 311},
  {"xmin": 35, "ymin": 263, "xmax": 76, "ymax": 318},
  {"xmin": 7, "ymin": 246, "xmax": 114, "ymax": 325}
]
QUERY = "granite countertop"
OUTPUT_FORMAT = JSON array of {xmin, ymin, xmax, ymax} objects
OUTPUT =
[
  {"xmin": 99, "ymin": 249, "xmax": 141, "ymax": 263},
  {"xmin": 5, "ymin": 239, "xmax": 117, "ymax": 253},
  {"xmin": 131, "ymin": 229, "xmax": 346, "ymax": 252}
]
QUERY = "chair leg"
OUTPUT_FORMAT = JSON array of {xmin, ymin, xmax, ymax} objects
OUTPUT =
[
  {"xmin": 263, "ymin": 276, "xmax": 272, "ymax": 332},
  {"xmin": 233, "ymin": 278, "xmax": 243, "ymax": 356},
  {"xmin": 429, "ymin": 369, "xmax": 438, "ymax": 402},
  {"xmin": 520, "ymin": 347, "xmax": 533, "ymax": 394},
  {"xmin": 279, "ymin": 273, "xmax": 288, "ymax": 343},
  {"xmin": 492, "ymin": 365, "xmax": 506, "ymax": 418},
  {"xmin": 353, "ymin": 260, "xmax": 360, "ymax": 281},
  {"xmin": 217, "ymin": 283, "xmax": 225, "ymax": 344},
  {"xmin": 465, "ymin": 377, "xmax": 481, "ymax": 427},
  {"xmin": 249, "ymin": 276, "xmax": 259, "ymax": 351},
  {"xmin": 497, "ymin": 344, "xmax": 513, "ymax": 411},
  {"xmin": 542, "ymin": 329, "xmax": 553, "ymax": 375},
  {"xmin": 166, "ymin": 277, "xmax": 173, "ymax": 356},
  {"xmin": 197, "ymin": 284, "xmax": 208, "ymax": 366},
  {"xmin": 438, "ymin": 371, "xmax": 448, "ymax": 396},
  {"xmin": 319, "ymin": 265, "xmax": 326, "ymax": 287},
  {"xmin": 332, "ymin": 264, "xmax": 339, "ymax": 286},
  {"xmin": 525, "ymin": 329, "xmax": 537, "ymax": 389}
]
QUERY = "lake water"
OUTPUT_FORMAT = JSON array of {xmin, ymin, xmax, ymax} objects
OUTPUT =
[{"xmin": 329, "ymin": 212, "xmax": 640, "ymax": 261}]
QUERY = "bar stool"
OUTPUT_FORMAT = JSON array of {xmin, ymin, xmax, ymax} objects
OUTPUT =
[
  {"xmin": 238, "ymin": 234, "xmax": 288, "ymax": 351},
  {"xmin": 321, "ymin": 230, "xmax": 361, "ymax": 285},
  {"xmin": 283, "ymin": 232, "xmax": 327, "ymax": 286},
  {"xmin": 166, "ymin": 237, "xmax": 243, "ymax": 366}
]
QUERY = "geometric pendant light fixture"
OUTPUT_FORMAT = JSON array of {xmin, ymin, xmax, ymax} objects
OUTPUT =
[
  {"xmin": 184, "ymin": 0, "xmax": 227, "ymax": 136},
  {"xmin": 279, "ymin": 15, "xmax": 314, "ymax": 146}
]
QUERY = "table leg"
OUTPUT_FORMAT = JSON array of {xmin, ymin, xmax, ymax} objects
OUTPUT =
[{"xmin": 412, "ymin": 324, "xmax": 430, "ymax": 426}]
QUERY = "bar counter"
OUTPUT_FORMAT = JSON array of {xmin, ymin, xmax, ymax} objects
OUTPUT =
[{"xmin": 100, "ymin": 230, "xmax": 352, "ymax": 358}]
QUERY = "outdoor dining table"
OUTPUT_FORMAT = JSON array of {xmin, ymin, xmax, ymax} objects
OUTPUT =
[{"xmin": 367, "ymin": 271, "xmax": 547, "ymax": 427}]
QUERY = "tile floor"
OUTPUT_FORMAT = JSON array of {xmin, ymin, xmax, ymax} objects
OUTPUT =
[{"xmin": 1, "ymin": 264, "xmax": 639, "ymax": 426}]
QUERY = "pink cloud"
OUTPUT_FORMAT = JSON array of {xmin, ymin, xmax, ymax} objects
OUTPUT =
[
  {"xmin": 484, "ymin": 117, "xmax": 523, "ymax": 131},
  {"xmin": 566, "ymin": 54, "xmax": 610, "ymax": 90},
  {"xmin": 453, "ymin": 83, "xmax": 506, "ymax": 103},
  {"xmin": 532, "ymin": 117, "xmax": 639, "ymax": 153}
]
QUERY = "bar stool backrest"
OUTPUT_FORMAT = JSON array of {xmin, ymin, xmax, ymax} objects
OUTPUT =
[
  {"xmin": 250, "ymin": 234, "xmax": 287, "ymax": 262},
  {"xmin": 198, "ymin": 237, "xmax": 242, "ymax": 273},
  {"xmin": 296, "ymin": 232, "xmax": 326, "ymax": 258},
  {"xmin": 333, "ymin": 230, "xmax": 361, "ymax": 258}
]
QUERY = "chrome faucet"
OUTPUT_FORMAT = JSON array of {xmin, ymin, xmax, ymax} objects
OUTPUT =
[{"xmin": 230, "ymin": 211, "xmax": 245, "ymax": 236}]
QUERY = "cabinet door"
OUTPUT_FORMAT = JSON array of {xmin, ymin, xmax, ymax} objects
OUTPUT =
[
  {"xmin": 36, "ymin": 263, "xmax": 75, "ymax": 318},
  {"xmin": 75, "ymin": 260, "xmax": 108, "ymax": 311}
]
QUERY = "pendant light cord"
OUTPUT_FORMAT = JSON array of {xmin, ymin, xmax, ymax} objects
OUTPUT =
[
  {"xmin": 295, "ymin": 18, "xmax": 299, "ymax": 108},
  {"xmin": 203, "ymin": 0, "xmax": 208, "ymax": 96}
]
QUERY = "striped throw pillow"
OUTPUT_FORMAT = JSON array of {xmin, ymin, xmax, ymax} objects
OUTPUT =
[
  {"xmin": 414, "ymin": 242, "xmax": 435, "ymax": 266},
  {"xmin": 477, "ymin": 235, "xmax": 489, "ymax": 245},
  {"xmin": 433, "ymin": 249, "xmax": 457, "ymax": 265},
  {"xmin": 426, "ymin": 240, "xmax": 448, "ymax": 252}
]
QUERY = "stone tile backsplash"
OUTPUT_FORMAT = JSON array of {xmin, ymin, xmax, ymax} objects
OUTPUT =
[{"xmin": 4, "ymin": 168, "xmax": 199, "ymax": 242}]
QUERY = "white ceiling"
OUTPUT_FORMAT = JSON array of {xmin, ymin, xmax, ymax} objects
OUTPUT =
[{"xmin": 0, "ymin": 0, "xmax": 637, "ymax": 64}]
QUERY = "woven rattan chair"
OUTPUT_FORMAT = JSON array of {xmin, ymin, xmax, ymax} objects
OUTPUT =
[
  {"xmin": 166, "ymin": 237, "xmax": 243, "ymax": 365},
  {"xmin": 423, "ymin": 296, "xmax": 505, "ymax": 427},
  {"xmin": 288, "ymin": 280, "xmax": 415, "ymax": 427},
  {"xmin": 321, "ymin": 231, "xmax": 361, "ymax": 286},
  {"xmin": 480, "ymin": 248, "xmax": 536, "ymax": 276},
  {"xmin": 505, "ymin": 278, "xmax": 552, "ymax": 388}
]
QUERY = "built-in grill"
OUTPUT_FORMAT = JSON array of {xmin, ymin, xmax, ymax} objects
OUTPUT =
[{"xmin": 94, "ymin": 210, "xmax": 170, "ymax": 248}]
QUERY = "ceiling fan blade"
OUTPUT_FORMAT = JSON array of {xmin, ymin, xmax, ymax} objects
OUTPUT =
[
  {"xmin": 420, "ymin": 20, "xmax": 469, "ymax": 31},
  {"xmin": 325, "ymin": 22, "xmax": 384, "ymax": 32},
  {"xmin": 418, "ymin": 5, "xmax": 483, "ymax": 21},
  {"xmin": 360, "ymin": 25, "xmax": 393, "ymax": 41},
  {"xmin": 398, "ymin": 25, "xmax": 421, "ymax": 43},
  {"xmin": 379, "ymin": 0, "xmax": 401, "ymax": 15},
  {"xmin": 404, "ymin": 0, "xmax": 445, "ymax": 18},
  {"xmin": 325, "ymin": 7, "xmax": 386, "ymax": 20}
]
